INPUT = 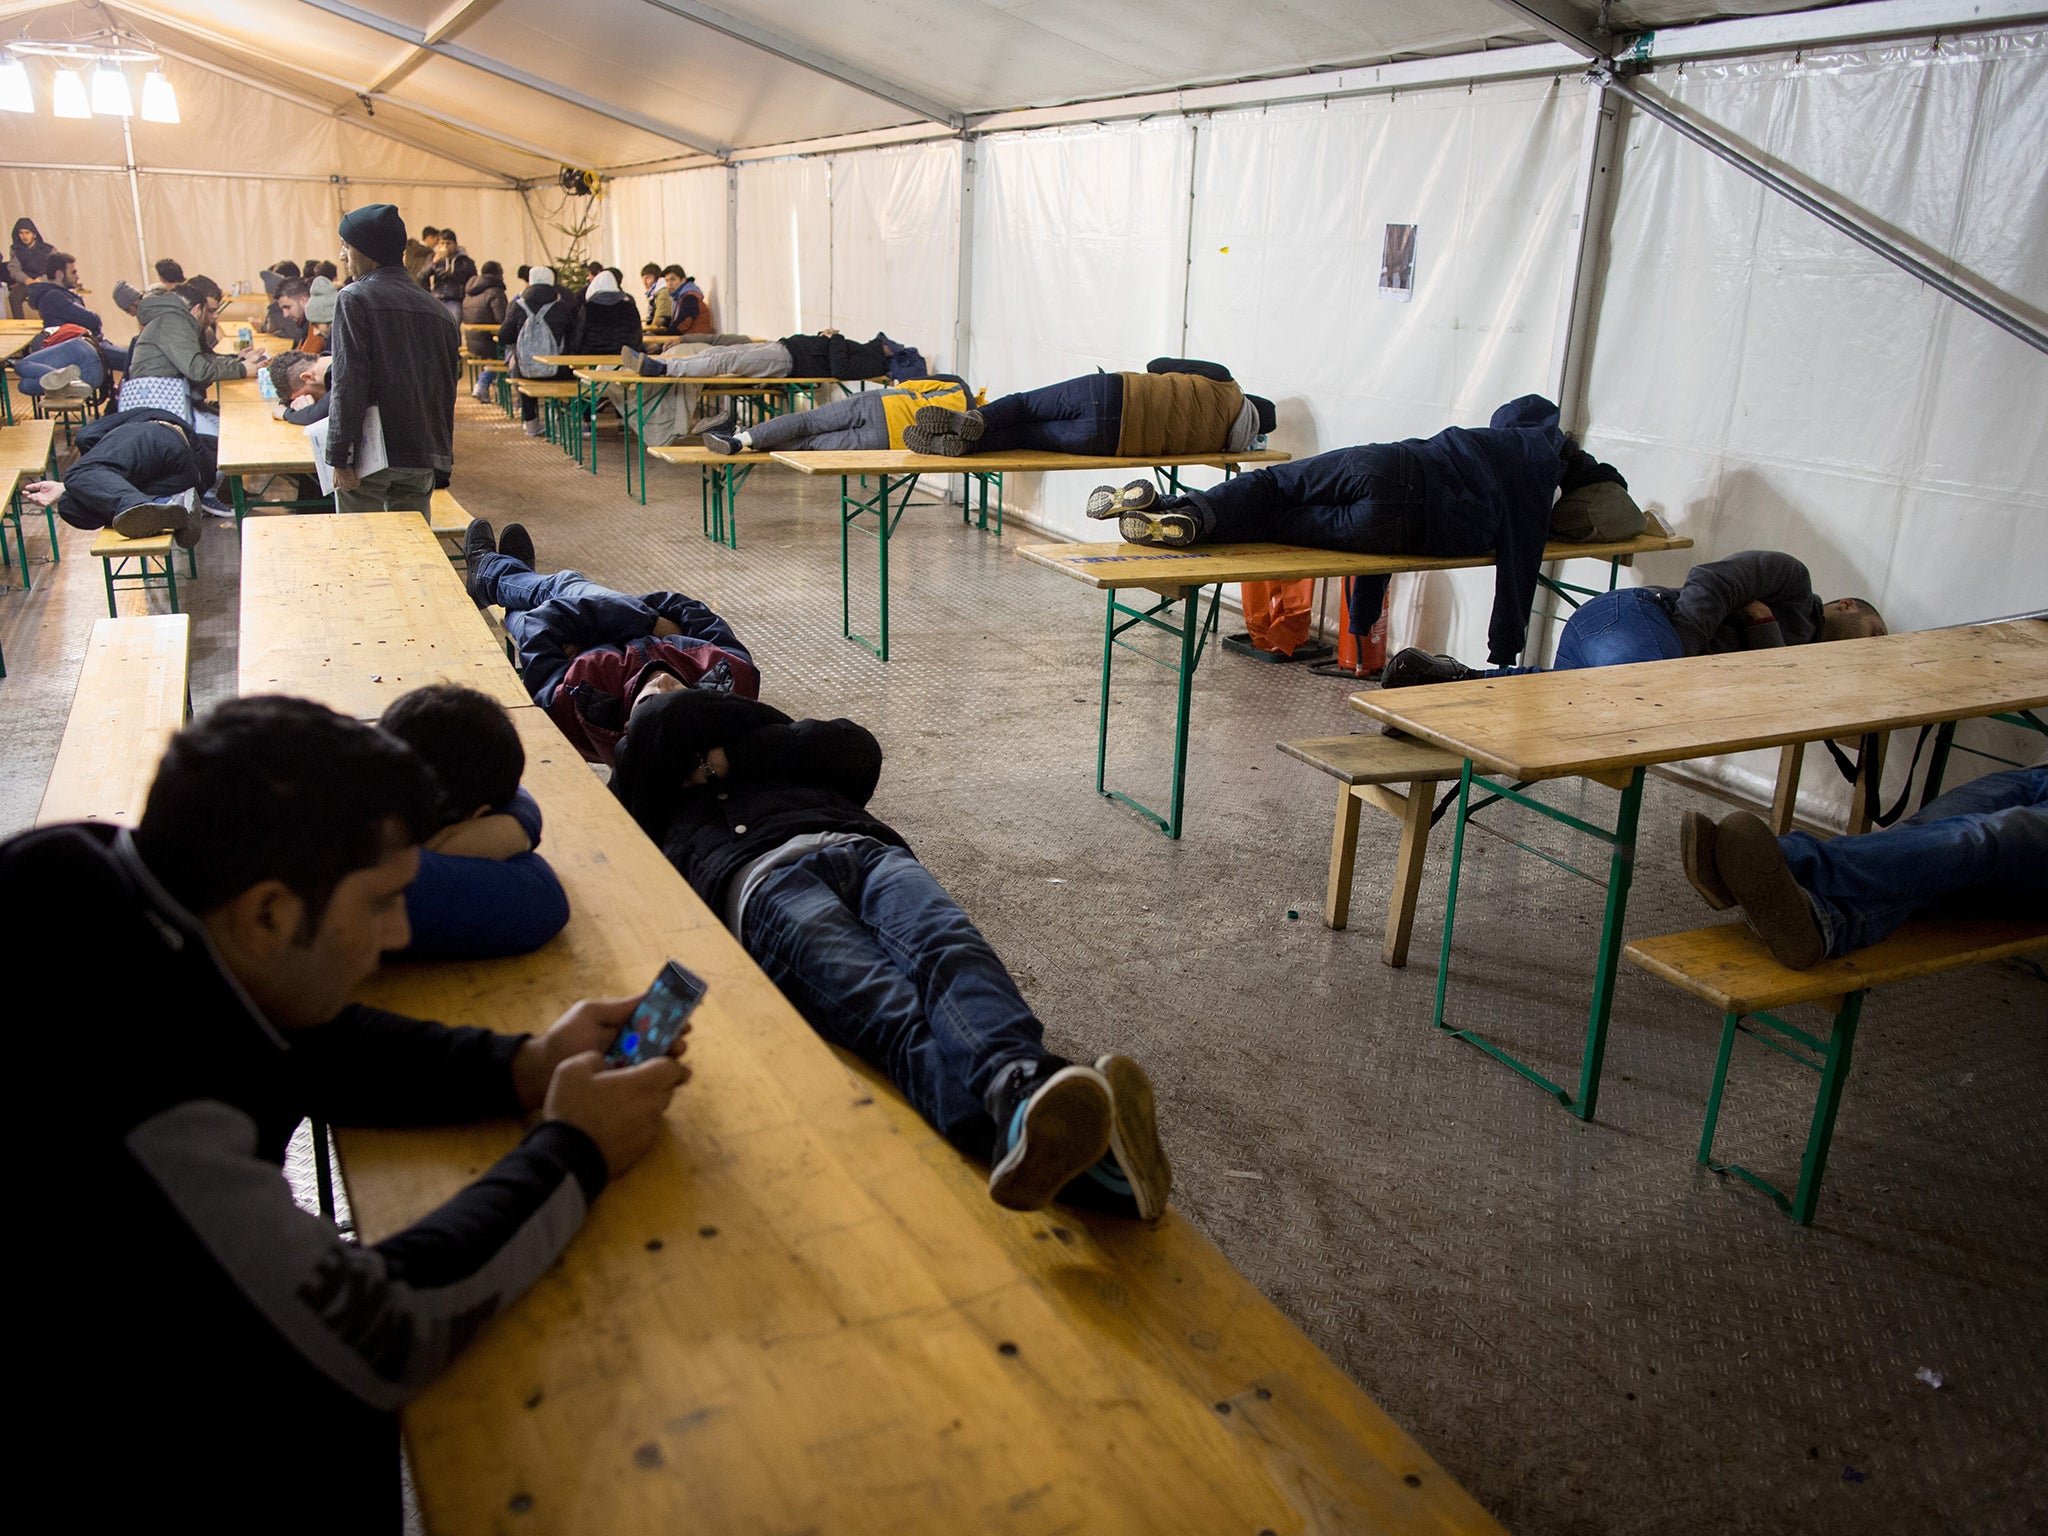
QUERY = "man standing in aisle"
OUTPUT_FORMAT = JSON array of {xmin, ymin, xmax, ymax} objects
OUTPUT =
[{"xmin": 328, "ymin": 204, "xmax": 460, "ymax": 514}]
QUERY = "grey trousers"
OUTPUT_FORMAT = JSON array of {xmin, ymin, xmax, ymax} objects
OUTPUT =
[
  {"xmin": 336, "ymin": 466, "xmax": 435, "ymax": 514},
  {"xmin": 659, "ymin": 341, "xmax": 793, "ymax": 379},
  {"xmin": 742, "ymin": 391, "xmax": 887, "ymax": 452}
]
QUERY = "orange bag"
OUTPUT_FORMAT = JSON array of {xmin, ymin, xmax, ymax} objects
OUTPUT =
[
  {"xmin": 1241, "ymin": 579, "xmax": 1315, "ymax": 656},
  {"xmin": 1334, "ymin": 578, "xmax": 1390, "ymax": 675}
]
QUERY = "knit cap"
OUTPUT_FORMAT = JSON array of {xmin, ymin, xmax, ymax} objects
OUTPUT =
[{"xmin": 338, "ymin": 204, "xmax": 406, "ymax": 266}]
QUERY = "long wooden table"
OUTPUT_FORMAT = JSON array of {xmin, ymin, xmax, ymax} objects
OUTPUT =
[
  {"xmin": 1014, "ymin": 522, "xmax": 1693, "ymax": 837},
  {"xmin": 776, "ymin": 448, "xmax": 1296, "ymax": 666},
  {"xmin": 218, "ymin": 399, "xmax": 326, "ymax": 523},
  {"xmin": 238, "ymin": 513, "xmax": 527, "ymax": 717},
  {"xmin": 237, "ymin": 513, "xmax": 1501, "ymax": 1535},
  {"xmin": 1350, "ymin": 617, "xmax": 2048, "ymax": 1121},
  {"xmin": 648, "ymin": 443, "xmax": 773, "ymax": 548}
]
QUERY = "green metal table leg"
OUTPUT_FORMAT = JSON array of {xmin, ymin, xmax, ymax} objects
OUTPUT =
[
  {"xmin": 840, "ymin": 472, "xmax": 915, "ymax": 660},
  {"xmin": 102, "ymin": 552, "xmax": 118, "ymax": 615},
  {"xmin": 163, "ymin": 552, "xmax": 179, "ymax": 614},
  {"xmin": 1094, "ymin": 583, "xmax": 1220, "ymax": 838},
  {"xmin": 1575, "ymin": 767, "xmax": 1646, "ymax": 1120},
  {"xmin": 230, "ymin": 473, "xmax": 249, "ymax": 530}
]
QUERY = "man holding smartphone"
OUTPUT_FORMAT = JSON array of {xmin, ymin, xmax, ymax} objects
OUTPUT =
[{"xmin": 2, "ymin": 696, "xmax": 688, "ymax": 1534}]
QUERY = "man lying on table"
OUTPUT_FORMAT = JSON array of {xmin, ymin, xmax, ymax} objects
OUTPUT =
[
  {"xmin": 463, "ymin": 520, "xmax": 760, "ymax": 765},
  {"xmin": 612, "ymin": 687, "xmax": 1174, "ymax": 1223},
  {"xmin": 1, "ymin": 695, "xmax": 688, "ymax": 1533},
  {"xmin": 1381, "ymin": 550, "xmax": 1887, "ymax": 687},
  {"xmin": 1080, "ymin": 393, "xmax": 1634, "ymax": 668},
  {"xmin": 1681, "ymin": 764, "xmax": 2047, "ymax": 969},
  {"xmin": 19, "ymin": 405, "xmax": 211, "ymax": 546},
  {"xmin": 693, "ymin": 374, "xmax": 975, "ymax": 455},
  {"xmin": 378, "ymin": 684, "xmax": 570, "ymax": 960}
]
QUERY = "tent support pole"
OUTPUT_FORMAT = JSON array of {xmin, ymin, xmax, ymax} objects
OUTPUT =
[
  {"xmin": 952, "ymin": 140, "xmax": 974, "ymax": 385},
  {"xmin": 725, "ymin": 166, "xmax": 740, "ymax": 336},
  {"xmin": 121, "ymin": 115, "xmax": 149, "ymax": 286}
]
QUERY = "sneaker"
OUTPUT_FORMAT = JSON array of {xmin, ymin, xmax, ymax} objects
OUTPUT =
[
  {"xmin": 1714, "ymin": 812, "xmax": 1826, "ymax": 970},
  {"xmin": 170, "ymin": 504, "xmax": 204, "ymax": 550},
  {"xmin": 498, "ymin": 522, "xmax": 535, "ymax": 569},
  {"xmin": 200, "ymin": 492, "xmax": 235, "ymax": 519},
  {"xmin": 1679, "ymin": 810, "xmax": 1737, "ymax": 911},
  {"xmin": 523, "ymin": 418, "xmax": 546, "ymax": 438},
  {"xmin": 987, "ymin": 1064, "xmax": 1114, "ymax": 1212},
  {"xmin": 902, "ymin": 424, "xmax": 968, "ymax": 457},
  {"xmin": 691, "ymin": 406, "xmax": 738, "ymax": 438},
  {"xmin": 912, "ymin": 403, "xmax": 984, "ymax": 443},
  {"xmin": 1117, "ymin": 508, "xmax": 1199, "ymax": 548},
  {"xmin": 1085, "ymin": 480, "xmax": 1157, "ymax": 520},
  {"xmin": 111, "ymin": 500, "xmax": 190, "ymax": 540},
  {"xmin": 37, "ymin": 364, "xmax": 83, "ymax": 393},
  {"xmin": 620, "ymin": 346, "xmax": 645, "ymax": 371},
  {"xmin": 702, "ymin": 432, "xmax": 741, "ymax": 456},
  {"xmin": 42, "ymin": 382, "xmax": 96, "ymax": 404},
  {"xmin": 1061, "ymin": 1055, "xmax": 1171, "ymax": 1221},
  {"xmin": 1381, "ymin": 647, "xmax": 1484, "ymax": 689}
]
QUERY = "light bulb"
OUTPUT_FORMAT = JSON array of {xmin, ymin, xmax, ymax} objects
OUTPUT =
[
  {"xmin": 140, "ymin": 68, "xmax": 178, "ymax": 123},
  {"xmin": 52, "ymin": 67, "xmax": 91, "ymax": 118},
  {"xmin": 0, "ymin": 55, "xmax": 32, "ymax": 114},
  {"xmin": 91, "ymin": 62, "xmax": 134, "ymax": 116}
]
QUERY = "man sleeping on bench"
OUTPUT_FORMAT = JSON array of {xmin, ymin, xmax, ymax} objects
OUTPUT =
[
  {"xmin": 1380, "ymin": 550, "xmax": 1887, "ymax": 687},
  {"xmin": 462, "ymin": 520, "xmax": 760, "ymax": 766},
  {"xmin": 612, "ymin": 686, "xmax": 1174, "ymax": 1223},
  {"xmin": 1081, "ymin": 393, "xmax": 1635, "ymax": 667},
  {"xmin": 1680, "ymin": 764, "xmax": 2046, "ymax": 969}
]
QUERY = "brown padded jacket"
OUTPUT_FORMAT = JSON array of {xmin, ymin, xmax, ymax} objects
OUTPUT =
[{"xmin": 1114, "ymin": 371, "xmax": 1244, "ymax": 457}]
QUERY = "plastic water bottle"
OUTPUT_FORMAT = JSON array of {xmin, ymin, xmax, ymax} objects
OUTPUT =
[
  {"xmin": 238, "ymin": 325, "xmax": 253, "ymax": 347},
  {"xmin": 258, "ymin": 365, "xmax": 277, "ymax": 401}
]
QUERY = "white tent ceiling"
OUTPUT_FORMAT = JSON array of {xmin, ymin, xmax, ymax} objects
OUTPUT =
[{"xmin": 2, "ymin": 0, "xmax": 1854, "ymax": 181}]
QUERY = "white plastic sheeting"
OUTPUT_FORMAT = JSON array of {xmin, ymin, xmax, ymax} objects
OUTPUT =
[
  {"xmin": 828, "ymin": 142, "xmax": 961, "ymax": 373},
  {"xmin": 735, "ymin": 158, "xmax": 831, "ymax": 339},
  {"xmin": 603, "ymin": 168, "xmax": 733, "ymax": 330},
  {"xmin": 1583, "ymin": 29, "xmax": 2048, "ymax": 821}
]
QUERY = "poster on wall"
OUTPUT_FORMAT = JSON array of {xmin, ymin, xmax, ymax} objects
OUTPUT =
[{"xmin": 1378, "ymin": 223, "xmax": 1417, "ymax": 302}]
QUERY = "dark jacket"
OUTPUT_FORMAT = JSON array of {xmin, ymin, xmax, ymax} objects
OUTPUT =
[
  {"xmin": 328, "ymin": 262, "xmax": 462, "ymax": 473},
  {"xmin": 1654, "ymin": 550, "xmax": 1824, "ymax": 656},
  {"xmin": 26, "ymin": 278, "xmax": 101, "ymax": 335},
  {"xmin": 572, "ymin": 290, "xmax": 643, "ymax": 357},
  {"xmin": 1401, "ymin": 394, "xmax": 1624, "ymax": 665},
  {"xmin": 498, "ymin": 283, "xmax": 577, "ymax": 377},
  {"xmin": 782, "ymin": 332, "xmax": 891, "ymax": 381},
  {"xmin": 402, "ymin": 789, "xmax": 569, "ymax": 959},
  {"xmin": 612, "ymin": 692, "xmax": 908, "ymax": 911},
  {"xmin": 8, "ymin": 217, "xmax": 52, "ymax": 283},
  {"xmin": 129, "ymin": 289, "xmax": 245, "ymax": 386},
  {"xmin": 0, "ymin": 822, "xmax": 607, "ymax": 1534},
  {"xmin": 430, "ymin": 251, "xmax": 478, "ymax": 305},
  {"xmin": 461, "ymin": 274, "xmax": 508, "ymax": 352},
  {"xmin": 59, "ymin": 409, "xmax": 212, "ymax": 525}
]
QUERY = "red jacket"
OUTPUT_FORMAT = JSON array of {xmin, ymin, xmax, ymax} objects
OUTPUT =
[{"xmin": 546, "ymin": 635, "xmax": 759, "ymax": 766}]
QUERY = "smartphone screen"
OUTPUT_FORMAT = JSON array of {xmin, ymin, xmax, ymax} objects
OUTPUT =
[{"xmin": 604, "ymin": 960, "xmax": 707, "ymax": 1068}]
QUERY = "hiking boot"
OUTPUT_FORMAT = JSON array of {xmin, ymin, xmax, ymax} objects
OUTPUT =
[
  {"xmin": 1056, "ymin": 1055, "xmax": 1171, "ymax": 1221},
  {"xmin": 1714, "ymin": 812, "xmax": 1826, "ymax": 970},
  {"xmin": 111, "ymin": 500, "xmax": 190, "ymax": 540},
  {"xmin": 987, "ymin": 1064, "xmax": 1114, "ymax": 1212},
  {"xmin": 1381, "ymin": 647, "xmax": 1484, "ymax": 689},
  {"xmin": 1679, "ymin": 810, "xmax": 1737, "ymax": 911},
  {"xmin": 169, "ymin": 503, "xmax": 204, "ymax": 550},
  {"xmin": 903, "ymin": 424, "xmax": 968, "ymax": 457},
  {"xmin": 1117, "ymin": 509, "xmax": 1199, "ymax": 548},
  {"xmin": 912, "ymin": 403, "xmax": 984, "ymax": 443},
  {"xmin": 498, "ymin": 522, "xmax": 535, "ymax": 569},
  {"xmin": 1086, "ymin": 480, "xmax": 1157, "ymax": 520},
  {"xmin": 702, "ymin": 432, "xmax": 742, "ymax": 456}
]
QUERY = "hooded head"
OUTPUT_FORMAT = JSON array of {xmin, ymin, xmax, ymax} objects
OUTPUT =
[
  {"xmin": 11, "ymin": 218, "xmax": 41, "ymax": 251},
  {"xmin": 586, "ymin": 269, "xmax": 621, "ymax": 300},
  {"xmin": 338, "ymin": 203, "xmax": 407, "ymax": 268},
  {"xmin": 527, "ymin": 265, "xmax": 555, "ymax": 290},
  {"xmin": 1246, "ymin": 394, "xmax": 1276, "ymax": 436}
]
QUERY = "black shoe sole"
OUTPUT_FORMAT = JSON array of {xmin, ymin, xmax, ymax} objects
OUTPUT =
[
  {"xmin": 1716, "ymin": 813, "xmax": 1826, "ymax": 969},
  {"xmin": 988, "ymin": 1067, "xmax": 1114, "ymax": 1212},
  {"xmin": 1680, "ymin": 811, "xmax": 1737, "ymax": 911}
]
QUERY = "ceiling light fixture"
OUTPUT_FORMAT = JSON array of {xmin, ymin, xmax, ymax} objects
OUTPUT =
[
  {"xmin": 91, "ymin": 59, "xmax": 133, "ymax": 115},
  {"xmin": 51, "ymin": 66, "xmax": 91, "ymax": 118},
  {"xmin": 140, "ymin": 68, "xmax": 177, "ymax": 123},
  {"xmin": 0, "ymin": 53, "xmax": 33, "ymax": 114}
]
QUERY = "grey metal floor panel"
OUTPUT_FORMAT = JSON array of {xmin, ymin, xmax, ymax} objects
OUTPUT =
[{"xmin": 3, "ymin": 399, "xmax": 2041, "ymax": 1534}]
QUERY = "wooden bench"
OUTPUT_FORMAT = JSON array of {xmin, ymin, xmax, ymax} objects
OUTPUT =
[
  {"xmin": 32, "ymin": 391, "xmax": 94, "ymax": 448},
  {"xmin": 89, "ymin": 524, "xmax": 194, "ymax": 615},
  {"xmin": 427, "ymin": 487, "xmax": 473, "ymax": 567},
  {"xmin": 36, "ymin": 614, "xmax": 191, "ymax": 826},
  {"xmin": 1, "ymin": 418, "xmax": 58, "ymax": 590},
  {"xmin": 1278, "ymin": 732, "xmax": 1468, "ymax": 965},
  {"xmin": 1625, "ymin": 915, "xmax": 2048, "ymax": 1223},
  {"xmin": 647, "ymin": 443, "xmax": 774, "ymax": 548},
  {"xmin": 513, "ymin": 378, "xmax": 585, "ymax": 455}
]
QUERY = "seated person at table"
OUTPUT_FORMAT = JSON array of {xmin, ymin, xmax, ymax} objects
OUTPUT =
[
  {"xmin": 377, "ymin": 684, "xmax": 570, "ymax": 960},
  {"xmin": 111, "ymin": 256, "xmax": 188, "ymax": 316},
  {"xmin": 1681, "ymin": 764, "xmax": 2047, "ymax": 969},
  {"xmin": 665, "ymin": 265, "xmax": 715, "ymax": 336},
  {"xmin": 2, "ymin": 695, "xmax": 688, "ymax": 1532},
  {"xmin": 299, "ymin": 273, "xmax": 338, "ymax": 356},
  {"xmin": 267, "ymin": 275, "xmax": 312, "ymax": 347},
  {"xmin": 18, "ymin": 406, "xmax": 210, "ymax": 546},
  {"xmin": 121, "ymin": 281, "xmax": 265, "ymax": 422},
  {"xmin": 624, "ymin": 329, "xmax": 904, "ymax": 382},
  {"xmin": 18, "ymin": 249, "xmax": 127, "ymax": 395},
  {"xmin": 267, "ymin": 352, "xmax": 332, "ymax": 505},
  {"xmin": 1382, "ymin": 551, "xmax": 1887, "ymax": 687},
  {"xmin": 700, "ymin": 376, "xmax": 976, "ymax": 455},
  {"xmin": 1097, "ymin": 394, "xmax": 1635, "ymax": 667},
  {"xmin": 260, "ymin": 262, "xmax": 304, "ymax": 339},
  {"xmin": 462, "ymin": 520, "xmax": 759, "ymax": 765},
  {"xmin": 498, "ymin": 264, "xmax": 580, "ymax": 437},
  {"xmin": 614, "ymin": 688, "xmax": 1174, "ymax": 1220},
  {"xmin": 572, "ymin": 268, "xmax": 642, "ymax": 358},
  {"xmin": 641, "ymin": 262, "xmax": 671, "ymax": 332},
  {"xmin": 901, "ymin": 358, "xmax": 1274, "ymax": 462}
]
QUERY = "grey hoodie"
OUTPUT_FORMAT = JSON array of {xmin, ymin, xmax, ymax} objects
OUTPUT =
[{"xmin": 127, "ymin": 290, "xmax": 246, "ymax": 388}]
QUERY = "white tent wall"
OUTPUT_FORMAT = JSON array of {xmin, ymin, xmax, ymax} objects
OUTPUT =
[
  {"xmin": 1582, "ymin": 27, "xmax": 2048, "ymax": 825},
  {"xmin": 826, "ymin": 141, "xmax": 962, "ymax": 374},
  {"xmin": 735, "ymin": 158, "xmax": 831, "ymax": 339},
  {"xmin": 601, "ymin": 168, "xmax": 733, "ymax": 330},
  {"xmin": 1184, "ymin": 79, "xmax": 1585, "ymax": 662},
  {"xmin": 1, "ymin": 51, "xmax": 534, "ymax": 341}
]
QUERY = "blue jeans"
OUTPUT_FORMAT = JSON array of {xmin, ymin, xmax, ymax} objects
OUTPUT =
[
  {"xmin": 16, "ymin": 336, "xmax": 106, "ymax": 394},
  {"xmin": 974, "ymin": 373, "xmax": 1122, "ymax": 455},
  {"xmin": 744, "ymin": 840, "xmax": 1060, "ymax": 1150},
  {"xmin": 1488, "ymin": 587, "xmax": 1685, "ymax": 675},
  {"xmin": 1780, "ymin": 766, "xmax": 2048, "ymax": 957}
]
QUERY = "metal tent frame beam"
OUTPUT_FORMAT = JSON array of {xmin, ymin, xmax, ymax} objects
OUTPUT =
[
  {"xmin": 292, "ymin": 0, "xmax": 730, "ymax": 158},
  {"xmin": 361, "ymin": 0, "xmax": 502, "ymax": 95},
  {"xmin": 630, "ymin": 0, "xmax": 963, "ymax": 130}
]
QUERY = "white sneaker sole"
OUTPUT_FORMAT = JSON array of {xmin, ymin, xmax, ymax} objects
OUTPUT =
[{"xmin": 1096, "ymin": 1055, "xmax": 1172, "ymax": 1220}]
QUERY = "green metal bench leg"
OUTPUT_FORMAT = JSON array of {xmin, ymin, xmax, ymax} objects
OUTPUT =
[
  {"xmin": 841, "ymin": 471, "xmax": 915, "ymax": 661},
  {"xmin": 103, "ymin": 552, "xmax": 118, "ymax": 615},
  {"xmin": 1094, "ymin": 582, "xmax": 1220, "ymax": 838},
  {"xmin": 230, "ymin": 473, "xmax": 249, "ymax": 528}
]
